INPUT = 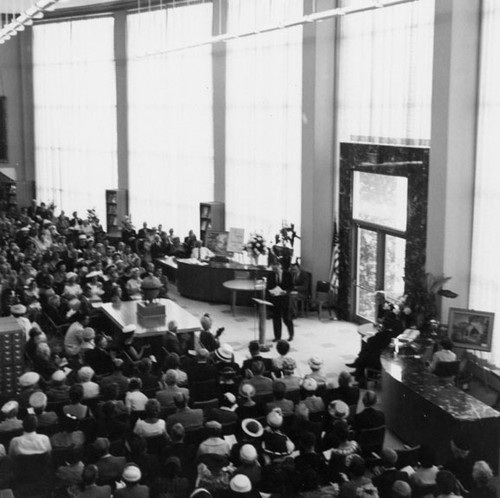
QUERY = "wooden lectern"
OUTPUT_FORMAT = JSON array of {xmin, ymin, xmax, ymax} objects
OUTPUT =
[{"xmin": 252, "ymin": 277, "xmax": 273, "ymax": 352}]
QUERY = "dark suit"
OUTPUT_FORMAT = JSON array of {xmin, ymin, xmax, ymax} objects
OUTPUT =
[
  {"xmin": 76, "ymin": 484, "xmax": 112, "ymax": 498},
  {"xmin": 96, "ymin": 455, "xmax": 127, "ymax": 482},
  {"xmin": 353, "ymin": 407, "xmax": 386, "ymax": 434},
  {"xmin": 373, "ymin": 468, "xmax": 410, "ymax": 498},
  {"xmin": 267, "ymin": 270, "xmax": 294, "ymax": 340},
  {"xmin": 166, "ymin": 407, "xmax": 204, "ymax": 432},
  {"xmin": 84, "ymin": 347, "xmax": 114, "ymax": 376},
  {"xmin": 114, "ymin": 485, "xmax": 150, "ymax": 498}
]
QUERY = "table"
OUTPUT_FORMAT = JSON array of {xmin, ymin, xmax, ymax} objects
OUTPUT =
[
  {"xmin": 176, "ymin": 259, "xmax": 271, "ymax": 303},
  {"xmin": 381, "ymin": 352, "xmax": 500, "ymax": 471},
  {"xmin": 100, "ymin": 298, "xmax": 200, "ymax": 338},
  {"xmin": 223, "ymin": 279, "xmax": 266, "ymax": 316}
]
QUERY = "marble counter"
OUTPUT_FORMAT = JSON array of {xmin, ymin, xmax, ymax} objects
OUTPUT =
[{"xmin": 381, "ymin": 352, "xmax": 500, "ymax": 471}]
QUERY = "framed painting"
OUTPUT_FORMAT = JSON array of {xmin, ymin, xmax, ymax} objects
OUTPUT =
[{"xmin": 448, "ymin": 307, "xmax": 494, "ymax": 352}]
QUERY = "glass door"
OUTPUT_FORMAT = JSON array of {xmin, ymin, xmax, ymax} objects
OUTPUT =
[{"xmin": 352, "ymin": 171, "xmax": 408, "ymax": 322}]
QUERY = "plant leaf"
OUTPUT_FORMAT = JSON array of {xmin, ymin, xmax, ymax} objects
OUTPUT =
[{"xmin": 437, "ymin": 289, "xmax": 458, "ymax": 298}]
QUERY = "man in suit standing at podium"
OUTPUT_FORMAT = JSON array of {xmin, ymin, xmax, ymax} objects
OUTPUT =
[{"xmin": 267, "ymin": 259, "xmax": 295, "ymax": 342}]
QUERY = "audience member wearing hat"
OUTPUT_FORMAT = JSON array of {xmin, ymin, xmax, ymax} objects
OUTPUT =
[
  {"xmin": 205, "ymin": 392, "xmax": 239, "ymax": 427},
  {"xmin": 11, "ymin": 303, "xmax": 39, "ymax": 341},
  {"xmin": 322, "ymin": 400, "xmax": 350, "ymax": 450},
  {"xmin": 301, "ymin": 377, "xmax": 325, "ymax": 414},
  {"xmin": 198, "ymin": 312, "xmax": 221, "ymax": 353},
  {"xmin": 79, "ymin": 327, "xmax": 96, "ymax": 351},
  {"xmin": 0, "ymin": 400, "xmax": 22, "ymax": 433},
  {"xmin": 212, "ymin": 344, "xmax": 241, "ymax": 379},
  {"xmin": 338, "ymin": 455, "xmax": 372, "ymax": 498},
  {"xmin": 353, "ymin": 390, "xmax": 385, "ymax": 437},
  {"xmin": 77, "ymin": 366, "xmax": 100, "ymax": 400},
  {"xmin": 392, "ymin": 480, "xmax": 412, "ymax": 498},
  {"xmin": 156, "ymin": 369, "xmax": 190, "ymax": 410},
  {"xmin": 234, "ymin": 444, "xmax": 262, "ymax": 489},
  {"xmin": 262, "ymin": 409, "xmax": 295, "ymax": 460},
  {"xmin": 84, "ymin": 334, "xmax": 115, "ymax": 377},
  {"xmin": 304, "ymin": 356, "xmax": 328, "ymax": 387},
  {"xmin": 443, "ymin": 436, "xmax": 474, "ymax": 491},
  {"xmin": 46, "ymin": 370, "xmax": 71, "ymax": 403},
  {"xmin": 280, "ymin": 357, "xmax": 302, "ymax": 393},
  {"xmin": 265, "ymin": 381, "xmax": 294, "ymax": 417},
  {"xmin": 294, "ymin": 431, "xmax": 330, "ymax": 487},
  {"xmin": 197, "ymin": 420, "xmax": 230, "ymax": 458},
  {"xmin": 227, "ymin": 473, "xmax": 261, "ymax": 497},
  {"xmin": 29, "ymin": 391, "xmax": 59, "ymax": 427},
  {"xmin": 372, "ymin": 448, "xmax": 410, "ymax": 498},
  {"xmin": 114, "ymin": 464, "xmax": 150, "ymax": 498},
  {"xmin": 237, "ymin": 383, "xmax": 265, "ymax": 421},
  {"xmin": 62, "ymin": 273, "xmax": 83, "ymax": 302},
  {"xmin": 18, "ymin": 371, "xmax": 42, "ymax": 410}
]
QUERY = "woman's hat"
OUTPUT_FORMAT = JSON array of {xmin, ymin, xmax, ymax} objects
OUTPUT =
[
  {"xmin": 238, "ymin": 382, "xmax": 256, "ymax": 399},
  {"xmin": 214, "ymin": 343, "xmax": 233, "ymax": 362},
  {"xmin": 281, "ymin": 357, "xmax": 296, "ymax": 372},
  {"xmin": 266, "ymin": 408, "xmax": 283, "ymax": 429},
  {"xmin": 308, "ymin": 356, "xmax": 323, "ymax": 370},
  {"xmin": 122, "ymin": 464, "xmax": 141, "ymax": 483},
  {"xmin": 239, "ymin": 444, "xmax": 258, "ymax": 463},
  {"xmin": 29, "ymin": 391, "xmax": 48, "ymax": 409},
  {"xmin": 10, "ymin": 304, "xmax": 27, "ymax": 315},
  {"xmin": 241, "ymin": 418, "xmax": 264, "ymax": 438},
  {"xmin": 302, "ymin": 377, "xmax": 318, "ymax": 392},
  {"xmin": 328, "ymin": 400, "xmax": 349, "ymax": 419},
  {"xmin": 229, "ymin": 474, "xmax": 252, "ymax": 493},
  {"xmin": 19, "ymin": 372, "xmax": 40, "ymax": 387},
  {"xmin": 82, "ymin": 327, "xmax": 95, "ymax": 340}
]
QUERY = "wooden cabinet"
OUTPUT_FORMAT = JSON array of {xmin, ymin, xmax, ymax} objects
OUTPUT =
[
  {"xmin": 199, "ymin": 202, "xmax": 225, "ymax": 244},
  {"xmin": 105, "ymin": 189, "xmax": 128, "ymax": 236},
  {"xmin": 0, "ymin": 172, "xmax": 17, "ymax": 215},
  {"xmin": 0, "ymin": 317, "xmax": 25, "ymax": 398}
]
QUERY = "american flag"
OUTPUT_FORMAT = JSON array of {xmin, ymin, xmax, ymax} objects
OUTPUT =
[{"xmin": 329, "ymin": 221, "xmax": 340, "ymax": 292}]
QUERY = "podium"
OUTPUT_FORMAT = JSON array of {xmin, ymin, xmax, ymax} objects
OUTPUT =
[{"xmin": 253, "ymin": 294, "xmax": 273, "ymax": 352}]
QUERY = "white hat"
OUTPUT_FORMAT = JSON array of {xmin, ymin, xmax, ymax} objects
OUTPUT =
[
  {"xmin": 10, "ymin": 304, "xmax": 27, "ymax": 315},
  {"xmin": 230, "ymin": 474, "xmax": 252, "ymax": 493},
  {"xmin": 266, "ymin": 408, "xmax": 284, "ymax": 429},
  {"xmin": 241, "ymin": 418, "xmax": 264, "ymax": 438},
  {"xmin": 239, "ymin": 444, "xmax": 258, "ymax": 463},
  {"xmin": 205, "ymin": 420, "xmax": 222, "ymax": 430},
  {"xmin": 123, "ymin": 324, "xmax": 136, "ymax": 334},
  {"xmin": 328, "ymin": 400, "xmax": 350, "ymax": 419},
  {"xmin": 82, "ymin": 327, "xmax": 96, "ymax": 340},
  {"xmin": 302, "ymin": 377, "xmax": 318, "ymax": 392},
  {"xmin": 19, "ymin": 372, "xmax": 40, "ymax": 387},
  {"xmin": 122, "ymin": 464, "xmax": 141, "ymax": 483},
  {"xmin": 308, "ymin": 356, "xmax": 323, "ymax": 370},
  {"xmin": 214, "ymin": 343, "xmax": 233, "ymax": 362},
  {"xmin": 51, "ymin": 370, "xmax": 67, "ymax": 382},
  {"xmin": 66, "ymin": 272, "xmax": 78, "ymax": 280},
  {"xmin": 1, "ymin": 400, "xmax": 19, "ymax": 414},
  {"xmin": 29, "ymin": 391, "xmax": 47, "ymax": 409},
  {"xmin": 86, "ymin": 270, "xmax": 102, "ymax": 278}
]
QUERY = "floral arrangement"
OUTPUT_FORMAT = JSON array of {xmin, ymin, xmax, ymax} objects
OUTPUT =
[
  {"xmin": 244, "ymin": 233, "xmax": 267, "ymax": 257},
  {"xmin": 376, "ymin": 272, "xmax": 458, "ymax": 330}
]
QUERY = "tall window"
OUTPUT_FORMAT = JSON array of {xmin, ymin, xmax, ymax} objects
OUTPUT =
[
  {"xmin": 470, "ymin": 0, "xmax": 500, "ymax": 364},
  {"xmin": 338, "ymin": 0, "xmax": 435, "ymax": 145},
  {"xmin": 33, "ymin": 17, "xmax": 117, "ymax": 219},
  {"xmin": 127, "ymin": 4, "xmax": 214, "ymax": 234},
  {"xmin": 225, "ymin": 0, "xmax": 302, "ymax": 242}
]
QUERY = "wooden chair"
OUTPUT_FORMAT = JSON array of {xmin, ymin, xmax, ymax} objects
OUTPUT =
[
  {"xmin": 356, "ymin": 424, "xmax": 386, "ymax": 457},
  {"xmin": 311, "ymin": 280, "xmax": 335, "ymax": 320},
  {"xmin": 192, "ymin": 398, "xmax": 219, "ymax": 411}
]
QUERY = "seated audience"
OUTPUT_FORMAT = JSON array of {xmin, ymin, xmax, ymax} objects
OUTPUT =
[
  {"xmin": 78, "ymin": 366, "xmax": 100, "ymax": 400},
  {"xmin": 125, "ymin": 378, "xmax": 149, "ymax": 414},
  {"xmin": 167, "ymin": 392, "xmax": 204, "ymax": 432},
  {"xmin": 133, "ymin": 399, "xmax": 168, "ymax": 439},
  {"xmin": 265, "ymin": 381, "xmax": 294, "ymax": 416},
  {"xmin": 338, "ymin": 455, "xmax": 372, "ymax": 498},
  {"xmin": 242, "ymin": 340, "xmax": 273, "ymax": 376},
  {"xmin": 93, "ymin": 437, "xmax": 127, "ymax": 484},
  {"xmin": 304, "ymin": 356, "xmax": 328, "ymax": 388},
  {"xmin": 64, "ymin": 384, "xmax": 93, "ymax": 420},
  {"xmin": 197, "ymin": 420, "xmax": 231, "ymax": 458},
  {"xmin": 114, "ymin": 464, "xmax": 150, "ymax": 498},
  {"xmin": 435, "ymin": 470, "xmax": 463, "ymax": 498},
  {"xmin": 246, "ymin": 360, "xmax": 273, "ymax": 396},
  {"xmin": 470, "ymin": 460, "xmax": 497, "ymax": 498},
  {"xmin": 50, "ymin": 413, "xmax": 86, "ymax": 449},
  {"xmin": 8, "ymin": 414, "xmax": 52, "ymax": 456},
  {"xmin": 46, "ymin": 369, "xmax": 71, "ymax": 403},
  {"xmin": 74, "ymin": 464, "xmax": 112, "ymax": 498},
  {"xmin": 353, "ymin": 390, "xmax": 385, "ymax": 435},
  {"xmin": 0, "ymin": 400, "xmax": 23, "ymax": 433},
  {"xmin": 372, "ymin": 449, "xmax": 410, "ymax": 498},
  {"xmin": 156, "ymin": 369, "xmax": 189, "ymax": 410},
  {"xmin": 325, "ymin": 370, "xmax": 360, "ymax": 408}
]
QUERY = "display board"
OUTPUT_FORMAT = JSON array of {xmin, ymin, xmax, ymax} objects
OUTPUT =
[
  {"xmin": 227, "ymin": 227, "xmax": 245, "ymax": 253},
  {"xmin": 206, "ymin": 230, "xmax": 229, "ymax": 255}
]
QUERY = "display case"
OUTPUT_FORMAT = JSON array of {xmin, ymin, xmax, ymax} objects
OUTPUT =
[
  {"xmin": 0, "ymin": 317, "xmax": 25, "ymax": 398},
  {"xmin": 199, "ymin": 201, "xmax": 225, "ymax": 244},
  {"xmin": 0, "ymin": 172, "xmax": 17, "ymax": 215},
  {"xmin": 106, "ymin": 189, "xmax": 128, "ymax": 236}
]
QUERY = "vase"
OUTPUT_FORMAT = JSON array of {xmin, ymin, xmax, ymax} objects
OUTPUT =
[{"xmin": 251, "ymin": 255, "xmax": 259, "ymax": 267}]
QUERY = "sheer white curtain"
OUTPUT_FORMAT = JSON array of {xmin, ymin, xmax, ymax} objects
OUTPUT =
[
  {"xmin": 338, "ymin": 0, "xmax": 434, "ymax": 145},
  {"xmin": 225, "ymin": 0, "xmax": 302, "ymax": 246},
  {"xmin": 33, "ymin": 17, "xmax": 117, "ymax": 220},
  {"xmin": 469, "ymin": 1, "xmax": 500, "ymax": 365},
  {"xmin": 127, "ymin": 4, "xmax": 213, "ymax": 234}
]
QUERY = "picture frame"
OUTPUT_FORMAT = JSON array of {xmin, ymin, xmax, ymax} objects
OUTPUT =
[{"xmin": 447, "ymin": 307, "xmax": 495, "ymax": 352}]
